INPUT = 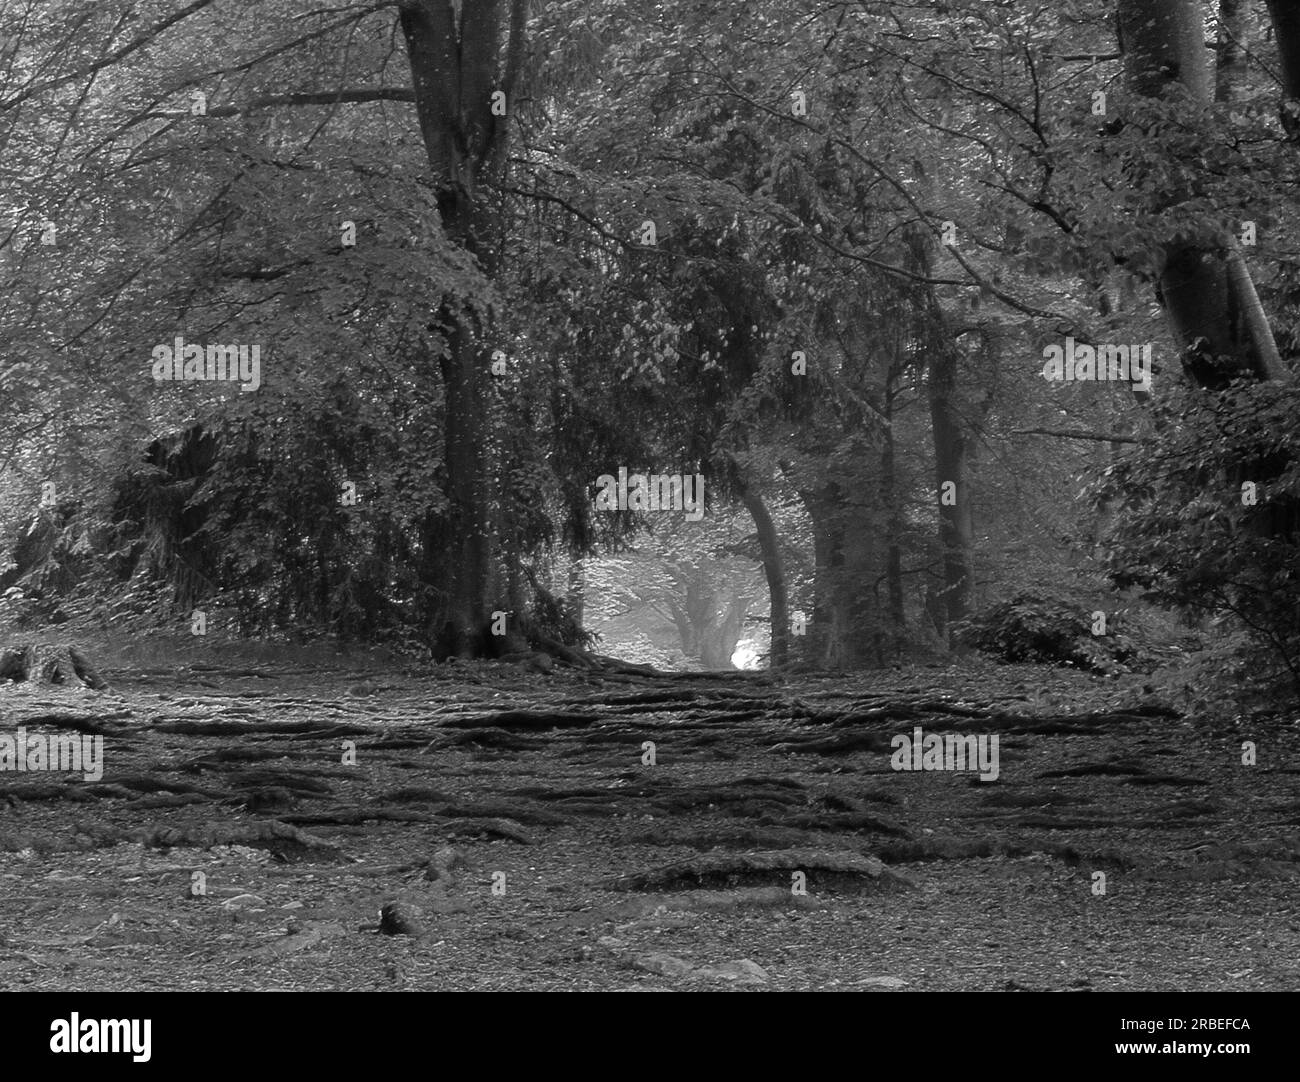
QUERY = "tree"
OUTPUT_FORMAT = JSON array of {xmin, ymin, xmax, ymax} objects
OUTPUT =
[
  {"xmin": 398, "ymin": 0, "xmax": 530, "ymax": 658},
  {"xmin": 734, "ymin": 466, "xmax": 789, "ymax": 667},
  {"xmin": 1116, "ymin": 0, "xmax": 1285, "ymax": 384}
]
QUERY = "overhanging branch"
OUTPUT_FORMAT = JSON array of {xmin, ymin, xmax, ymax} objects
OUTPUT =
[{"xmin": 143, "ymin": 88, "xmax": 415, "ymax": 120}]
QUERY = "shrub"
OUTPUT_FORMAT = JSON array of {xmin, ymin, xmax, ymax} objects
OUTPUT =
[
  {"xmin": 1099, "ymin": 379, "xmax": 1300, "ymax": 705},
  {"xmin": 953, "ymin": 593, "xmax": 1137, "ymax": 673}
]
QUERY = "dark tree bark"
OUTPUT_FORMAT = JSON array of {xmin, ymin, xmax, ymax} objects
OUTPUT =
[
  {"xmin": 901, "ymin": 217, "xmax": 977, "ymax": 641},
  {"xmin": 798, "ymin": 486, "xmax": 845, "ymax": 667},
  {"xmin": 399, "ymin": 0, "xmax": 528, "ymax": 659},
  {"xmin": 880, "ymin": 379, "xmax": 906, "ymax": 636},
  {"xmin": 1215, "ymin": 0, "xmax": 1246, "ymax": 103},
  {"xmin": 927, "ymin": 337, "xmax": 975, "ymax": 633},
  {"xmin": 797, "ymin": 484, "xmax": 880, "ymax": 668},
  {"xmin": 736, "ymin": 474, "xmax": 789, "ymax": 669}
]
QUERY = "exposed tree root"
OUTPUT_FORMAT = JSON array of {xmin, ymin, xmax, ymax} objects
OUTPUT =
[
  {"xmin": 602, "ymin": 849, "xmax": 916, "ymax": 893},
  {"xmin": 0, "ymin": 644, "xmax": 110, "ymax": 690},
  {"xmin": 152, "ymin": 718, "xmax": 371, "ymax": 737},
  {"xmin": 138, "ymin": 819, "xmax": 341, "ymax": 861},
  {"xmin": 439, "ymin": 817, "xmax": 535, "ymax": 844}
]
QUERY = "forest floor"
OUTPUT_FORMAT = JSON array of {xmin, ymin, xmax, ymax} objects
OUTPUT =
[{"xmin": 0, "ymin": 637, "xmax": 1298, "ymax": 992}]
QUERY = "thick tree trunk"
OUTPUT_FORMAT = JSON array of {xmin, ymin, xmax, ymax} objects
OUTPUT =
[
  {"xmin": 880, "ymin": 382, "xmax": 905, "ymax": 636},
  {"xmin": 398, "ymin": 0, "xmax": 527, "ymax": 658},
  {"xmin": 0, "ymin": 643, "xmax": 109, "ymax": 689},
  {"xmin": 798, "ymin": 486, "xmax": 877, "ymax": 669},
  {"xmin": 1225, "ymin": 240, "xmax": 1286, "ymax": 379},
  {"xmin": 799, "ymin": 488, "xmax": 843, "ymax": 667},
  {"xmin": 435, "ymin": 319, "xmax": 492, "ymax": 657},
  {"xmin": 736, "ymin": 475, "xmax": 789, "ymax": 669},
  {"xmin": 928, "ymin": 340, "xmax": 975, "ymax": 632}
]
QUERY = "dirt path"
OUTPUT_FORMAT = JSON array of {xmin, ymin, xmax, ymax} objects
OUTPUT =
[{"xmin": 1, "ymin": 658, "xmax": 1297, "ymax": 991}]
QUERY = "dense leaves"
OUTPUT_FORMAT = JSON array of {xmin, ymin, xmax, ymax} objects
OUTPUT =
[{"xmin": 954, "ymin": 592, "xmax": 1138, "ymax": 674}]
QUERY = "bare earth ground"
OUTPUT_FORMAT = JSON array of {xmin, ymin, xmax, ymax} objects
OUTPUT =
[{"xmin": 1, "ymin": 644, "xmax": 1298, "ymax": 992}]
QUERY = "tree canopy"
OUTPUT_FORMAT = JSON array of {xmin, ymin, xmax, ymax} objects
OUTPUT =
[{"xmin": 3, "ymin": 0, "xmax": 1299, "ymax": 710}]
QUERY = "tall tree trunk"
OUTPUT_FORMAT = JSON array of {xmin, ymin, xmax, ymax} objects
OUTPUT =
[
  {"xmin": 1118, "ymin": 0, "xmax": 1285, "ymax": 384},
  {"xmin": 799, "ymin": 486, "xmax": 844, "ymax": 667},
  {"xmin": 1215, "ymin": 0, "xmax": 1245, "ymax": 103},
  {"xmin": 880, "ymin": 380, "xmax": 905, "ymax": 637},
  {"xmin": 927, "ymin": 338, "xmax": 975, "ymax": 632},
  {"xmin": 434, "ymin": 319, "xmax": 493, "ymax": 656},
  {"xmin": 736, "ymin": 473, "xmax": 789, "ymax": 669},
  {"xmin": 399, "ymin": 0, "xmax": 528, "ymax": 658},
  {"xmin": 903, "ymin": 219, "xmax": 976, "ymax": 638},
  {"xmin": 1266, "ymin": 0, "xmax": 1300, "ymax": 135},
  {"xmin": 798, "ymin": 485, "xmax": 876, "ymax": 668}
]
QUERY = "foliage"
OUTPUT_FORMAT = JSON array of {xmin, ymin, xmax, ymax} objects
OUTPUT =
[
  {"xmin": 954, "ymin": 593, "xmax": 1137, "ymax": 674},
  {"xmin": 585, "ymin": 506, "xmax": 765, "ymax": 669},
  {"xmin": 520, "ymin": 574, "xmax": 596, "ymax": 650},
  {"xmin": 1100, "ymin": 380, "xmax": 1300, "ymax": 703},
  {"xmin": 1, "ymin": 0, "xmax": 1299, "ymax": 699}
]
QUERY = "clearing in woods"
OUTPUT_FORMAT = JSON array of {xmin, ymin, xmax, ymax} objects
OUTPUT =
[{"xmin": 0, "ymin": 642, "xmax": 1297, "ymax": 991}]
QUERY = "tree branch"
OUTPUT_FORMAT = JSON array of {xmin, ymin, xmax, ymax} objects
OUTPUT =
[
  {"xmin": 1010, "ymin": 428, "xmax": 1145, "ymax": 443},
  {"xmin": 0, "ymin": 0, "xmax": 219, "ymax": 112},
  {"xmin": 141, "ymin": 87, "xmax": 415, "ymax": 119}
]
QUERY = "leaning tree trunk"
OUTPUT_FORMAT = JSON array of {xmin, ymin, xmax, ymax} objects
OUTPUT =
[
  {"xmin": 1266, "ymin": 0, "xmax": 1300, "ymax": 137},
  {"xmin": 736, "ymin": 474, "xmax": 789, "ymax": 669},
  {"xmin": 1118, "ymin": 0, "xmax": 1286, "ymax": 383},
  {"xmin": 399, "ymin": 0, "xmax": 528, "ymax": 658}
]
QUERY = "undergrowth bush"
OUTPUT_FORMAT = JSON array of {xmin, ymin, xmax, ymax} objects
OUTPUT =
[{"xmin": 954, "ymin": 593, "xmax": 1138, "ymax": 674}]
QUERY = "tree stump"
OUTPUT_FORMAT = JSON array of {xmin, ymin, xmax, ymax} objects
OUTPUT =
[{"xmin": 0, "ymin": 643, "xmax": 110, "ymax": 689}]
